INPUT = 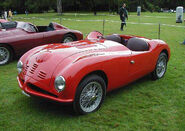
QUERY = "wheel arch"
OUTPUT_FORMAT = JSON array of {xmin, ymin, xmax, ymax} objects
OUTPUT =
[
  {"xmin": 161, "ymin": 49, "xmax": 169, "ymax": 61},
  {"xmin": 63, "ymin": 32, "xmax": 77, "ymax": 41},
  {"xmin": 78, "ymin": 70, "xmax": 108, "ymax": 88},
  {"xmin": 0, "ymin": 43, "xmax": 16, "ymax": 58}
]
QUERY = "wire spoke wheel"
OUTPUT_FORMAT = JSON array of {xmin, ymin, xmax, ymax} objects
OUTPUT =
[
  {"xmin": 152, "ymin": 52, "xmax": 168, "ymax": 80},
  {"xmin": 74, "ymin": 75, "xmax": 106, "ymax": 115},
  {"xmin": 0, "ymin": 46, "xmax": 10, "ymax": 65},
  {"xmin": 79, "ymin": 82, "xmax": 103, "ymax": 113},
  {"xmin": 156, "ymin": 55, "xmax": 167, "ymax": 78},
  {"xmin": 63, "ymin": 36, "xmax": 74, "ymax": 43}
]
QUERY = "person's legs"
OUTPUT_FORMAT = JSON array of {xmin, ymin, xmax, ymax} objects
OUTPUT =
[
  {"xmin": 121, "ymin": 23, "xmax": 123, "ymax": 31},
  {"xmin": 124, "ymin": 22, "xmax": 126, "ymax": 27},
  {"xmin": 120, "ymin": 17, "xmax": 125, "ymax": 31}
]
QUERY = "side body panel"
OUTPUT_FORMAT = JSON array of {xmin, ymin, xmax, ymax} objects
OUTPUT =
[{"xmin": 128, "ymin": 51, "xmax": 152, "ymax": 82}]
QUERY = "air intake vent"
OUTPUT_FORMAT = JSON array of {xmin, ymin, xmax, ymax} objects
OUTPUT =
[
  {"xmin": 27, "ymin": 83, "xmax": 58, "ymax": 98},
  {"xmin": 23, "ymin": 65, "xmax": 29, "ymax": 75},
  {"xmin": 38, "ymin": 71, "xmax": 46, "ymax": 79},
  {"xmin": 29, "ymin": 63, "xmax": 38, "ymax": 74}
]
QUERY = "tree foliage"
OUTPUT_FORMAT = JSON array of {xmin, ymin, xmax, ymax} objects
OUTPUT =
[{"xmin": 0, "ymin": 0, "xmax": 184, "ymax": 13}]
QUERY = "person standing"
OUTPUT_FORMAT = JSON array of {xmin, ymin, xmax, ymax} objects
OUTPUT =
[
  {"xmin": 4, "ymin": 10, "xmax": 8, "ymax": 20},
  {"xmin": 8, "ymin": 9, "xmax": 13, "ymax": 20},
  {"xmin": 25, "ymin": 10, "xmax": 28, "ymax": 15},
  {"xmin": 119, "ymin": 3, "xmax": 128, "ymax": 31}
]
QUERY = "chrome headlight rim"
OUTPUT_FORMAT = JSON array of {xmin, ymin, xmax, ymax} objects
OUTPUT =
[
  {"xmin": 17, "ymin": 61, "xmax": 23, "ymax": 74},
  {"xmin": 54, "ymin": 76, "xmax": 66, "ymax": 93}
]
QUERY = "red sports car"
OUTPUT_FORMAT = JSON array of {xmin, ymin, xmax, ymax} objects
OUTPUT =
[
  {"xmin": 17, "ymin": 31, "xmax": 170, "ymax": 114},
  {"xmin": 0, "ymin": 21, "xmax": 83, "ymax": 65}
]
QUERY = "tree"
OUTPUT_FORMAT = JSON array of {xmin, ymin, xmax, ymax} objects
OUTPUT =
[
  {"xmin": 91, "ymin": 0, "xmax": 96, "ymax": 15},
  {"xmin": 0, "ymin": 0, "xmax": 184, "ymax": 13},
  {"xmin": 57, "ymin": 0, "xmax": 62, "ymax": 15}
]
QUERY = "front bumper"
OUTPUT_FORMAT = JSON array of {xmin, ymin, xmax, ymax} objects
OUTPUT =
[
  {"xmin": 17, "ymin": 76, "xmax": 73, "ymax": 103},
  {"xmin": 22, "ymin": 90, "xmax": 31, "ymax": 97}
]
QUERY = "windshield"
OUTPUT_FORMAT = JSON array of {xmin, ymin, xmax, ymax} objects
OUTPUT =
[{"xmin": 16, "ymin": 22, "xmax": 37, "ymax": 32}]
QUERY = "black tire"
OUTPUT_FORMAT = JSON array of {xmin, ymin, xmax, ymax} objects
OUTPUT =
[
  {"xmin": 151, "ymin": 52, "xmax": 168, "ymax": 80},
  {"xmin": 0, "ymin": 44, "xmax": 13, "ymax": 65},
  {"xmin": 73, "ymin": 75, "xmax": 106, "ymax": 115},
  {"xmin": 62, "ymin": 34, "xmax": 76, "ymax": 43}
]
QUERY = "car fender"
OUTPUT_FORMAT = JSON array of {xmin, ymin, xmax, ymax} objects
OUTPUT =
[{"xmin": 51, "ymin": 51, "xmax": 131, "ymax": 101}]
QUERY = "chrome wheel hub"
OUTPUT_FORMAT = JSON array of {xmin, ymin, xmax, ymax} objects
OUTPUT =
[
  {"xmin": 0, "ymin": 47, "xmax": 10, "ymax": 65},
  {"xmin": 156, "ymin": 55, "xmax": 167, "ymax": 78},
  {"xmin": 80, "ymin": 82, "xmax": 103, "ymax": 113},
  {"xmin": 63, "ymin": 37, "xmax": 74, "ymax": 43}
]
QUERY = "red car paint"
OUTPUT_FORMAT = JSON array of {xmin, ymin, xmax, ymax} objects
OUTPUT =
[
  {"xmin": 17, "ymin": 31, "xmax": 170, "ymax": 103},
  {"xmin": 0, "ymin": 19, "xmax": 8, "ymax": 23},
  {"xmin": 0, "ymin": 21, "xmax": 83, "ymax": 58}
]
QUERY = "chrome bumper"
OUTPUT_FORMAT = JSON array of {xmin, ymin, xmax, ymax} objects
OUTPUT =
[{"xmin": 22, "ymin": 90, "xmax": 30, "ymax": 97}]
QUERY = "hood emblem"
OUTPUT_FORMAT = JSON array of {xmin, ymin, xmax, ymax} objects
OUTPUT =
[{"xmin": 36, "ymin": 52, "xmax": 51, "ymax": 63}]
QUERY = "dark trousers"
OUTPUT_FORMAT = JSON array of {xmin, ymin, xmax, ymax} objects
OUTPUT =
[{"xmin": 120, "ymin": 16, "xmax": 126, "ymax": 30}]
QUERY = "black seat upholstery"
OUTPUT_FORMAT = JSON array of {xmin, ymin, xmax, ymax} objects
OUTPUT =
[
  {"xmin": 126, "ymin": 38, "xmax": 149, "ymax": 51},
  {"xmin": 105, "ymin": 34, "xmax": 126, "ymax": 45},
  {"xmin": 48, "ymin": 23, "xmax": 55, "ymax": 31},
  {"xmin": 1, "ymin": 21, "xmax": 17, "ymax": 29}
]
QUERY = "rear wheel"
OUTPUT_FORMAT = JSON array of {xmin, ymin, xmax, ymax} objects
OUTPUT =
[
  {"xmin": 0, "ymin": 45, "xmax": 13, "ymax": 65},
  {"xmin": 62, "ymin": 34, "xmax": 76, "ymax": 43},
  {"xmin": 151, "ymin": 52, "xmax": 168, "ymax": 80},
  {"xmin": 73, "ymin": 75, "xmax": 106, "ymax": 115}
]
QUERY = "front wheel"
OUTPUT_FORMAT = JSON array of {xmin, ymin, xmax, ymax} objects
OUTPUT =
[
  {"xmin": 62, "ymin": 34, "xmax": 76, "ymax": 43},
  {"xmin": 151, "ymin": 52, "xmax": 168, "ymax": 80},
  {"xmin": 0, "ymin": 45, "xmax": 13, "ymax": 65},
  {"xmin": 73, "ymin": 75, "xmax": 106, "ymax": 115}
]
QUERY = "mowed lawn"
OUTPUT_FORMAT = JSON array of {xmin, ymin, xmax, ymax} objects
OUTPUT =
[{"xmin": 0, "ymin": 12, "xmax": 185, "ymax": 130}]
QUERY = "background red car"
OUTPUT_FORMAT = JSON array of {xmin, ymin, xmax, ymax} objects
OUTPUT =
[
  {"xmin": 0, "ymin": 19, "xmax": 8, "ymax": 23},
  {"xmin": 0, "ymin": 21, "xmax": 83, "ymax": 65},
  {"xmin": 17, "ymin": 31, "xmax": 170, "ymax": 114},
  {"xmin": 0, "ymin": 19, "xmax": 8, "ymax": 30}
]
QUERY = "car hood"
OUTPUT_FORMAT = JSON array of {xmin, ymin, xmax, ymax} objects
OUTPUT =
[{"xmin": 23, "ymin": 40, "xmax": 107, "ymax": 87}]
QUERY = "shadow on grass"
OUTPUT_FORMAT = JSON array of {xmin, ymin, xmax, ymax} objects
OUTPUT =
[
  {"xmin": 27, "ymin": 97, "xmax": 76, "ymax": 117},
  {"xmin": 18, "ymin": 75, "xmax": 152, "ymax": 117}
]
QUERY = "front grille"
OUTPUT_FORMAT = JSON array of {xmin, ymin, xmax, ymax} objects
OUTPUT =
[
  {"xmin": 27, "ymin": 83, "xmax": 57, "ymax": 98},
  {"xmin": 20, "ymin": 78, "xmax": 25, "ymax": 84},
  {"xmin": 29, "ymin": 63, "xmax": 38, "ymax": 74},
  {"xmin": 23, "ymin": 65, "xmax": 29, "ymax": 75},
  {"xmin": 38, "ymin": 71, "xmax": 47, "ymax": 79}
]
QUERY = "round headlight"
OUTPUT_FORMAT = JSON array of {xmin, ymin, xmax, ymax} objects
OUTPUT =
[
  {"xmin": 17, "ymin": 61, "xmax": 23, "ymax": 74},
  {"xmin": 55, "ymin": 76, "xmax": 66, "ymax": 92}
]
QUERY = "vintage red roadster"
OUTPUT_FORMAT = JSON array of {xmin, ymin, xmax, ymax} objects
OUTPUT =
[
  {"xmin": 0, "ymin": 21, "xmax": 83, "ymax": 65},
  {"xmin": 17, "ymin": 31, "xmax": 170, "ymax": 114}
]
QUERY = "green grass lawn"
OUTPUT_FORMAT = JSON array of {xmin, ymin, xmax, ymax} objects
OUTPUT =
[{"xmin": 0, "ymin": 12, "xmax": 185, "ymax": 130}]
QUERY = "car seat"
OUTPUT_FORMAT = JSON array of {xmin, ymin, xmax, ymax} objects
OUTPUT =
[
  {"xmin": 105, "ymin": 34, "xmax": 126, "ymax": 45},
  {"xmin": 126, "ymin": 37, "xmax": 149, "ymax": 51},
  {"xmin": 48, "ymin": 23, "xmax": 55, "ymax": 31}
]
